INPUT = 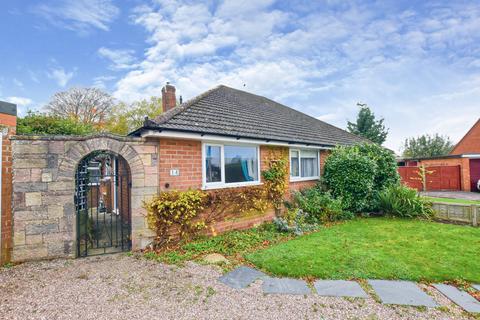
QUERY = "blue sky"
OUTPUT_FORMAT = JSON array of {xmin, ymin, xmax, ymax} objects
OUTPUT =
[{"xmin": 1, "ymin": 0, "xmax": 479, "ymax": 152}]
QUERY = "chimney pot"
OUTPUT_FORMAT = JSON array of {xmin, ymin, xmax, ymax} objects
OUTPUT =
[{"xmin": 162, "ymin": 83, "xmax": 176, "ymax": 112}]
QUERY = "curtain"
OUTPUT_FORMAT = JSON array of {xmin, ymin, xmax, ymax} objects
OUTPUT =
[{"xmin": 300, "ymin": 150, "xmax": 318, "ymax": 177}]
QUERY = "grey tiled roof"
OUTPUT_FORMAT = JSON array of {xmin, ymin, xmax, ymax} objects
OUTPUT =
[{"xmin": 143, "ymin": 85, "xmax": 364, "ymax": 147}]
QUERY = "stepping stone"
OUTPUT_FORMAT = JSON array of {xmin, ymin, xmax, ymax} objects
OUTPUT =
[
  {"xmin": 314, "ymin": 280, "xmax": 368, "ymax": 298},
  {"xmin": 433, "ymin": 284, "xmax": 480, "ymax": 313},
  {"xmin": 473, "ymin": 284, "xmax": 480, "ymax": 291},
  {"xmin": 218, "ymin": 266, "xmax": 266, "ymax": 289},
  {"xmin": 368, "ymin": 280, "xmax": 438, "ymax": 307},
  {"xmin": 262, "ymin": 277, "xmax": 311, "ymax": 295}
]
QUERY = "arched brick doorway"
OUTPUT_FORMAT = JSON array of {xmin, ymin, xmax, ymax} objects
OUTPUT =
[{"xmin": 75, "ymin": 150, "xmax": 132, "ymax": 257}]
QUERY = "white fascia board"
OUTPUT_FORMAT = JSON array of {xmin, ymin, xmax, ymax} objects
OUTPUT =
[
  {"xmin": 142, "ymin": 129, "xmax": 333, "ymax": 150},
  {"xmin": 461, "ymin": 154, "xmax": 480, "ymax": 158}
]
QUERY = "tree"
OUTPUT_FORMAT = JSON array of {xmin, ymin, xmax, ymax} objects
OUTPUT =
[
  {"xmin": 45, "ymin": 87, "xmax": 115, "ymax": 127},
  {"xmin": 17, "ymin": 111, "xmax": 95, "ymax": 135},
  {"xmin": 106, "ymin": 96, "xmax": 163, "ymax": 135},
  {"xmin": 347, "ymin": 103, "xmax": 388, "ymax": 145},
  {"xmin": 402, "ymin": 134, "xmax": 454, "ymax": 158}
]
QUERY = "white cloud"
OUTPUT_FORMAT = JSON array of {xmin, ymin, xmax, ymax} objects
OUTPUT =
[
  {"xmin": 5, "ymin": 96, "xmax": 33, "ymax": 107},
  {"xmin": 34, "ymin": 0, "xmax": 119, "ymax": 34},
  {"xmin": 98, "ymin": 47, "xmax": 137, "ymax": 70},
  {"xmin": 111, "ymin": 1, "xmax": 480, "ymax": 151},
  {"xmin": 47, "ymin": 67, "xmax": 75, "ymax": 87},
  {"xmin": 92, "ymin": 75, "xmax": 116, "ymax": 89}
]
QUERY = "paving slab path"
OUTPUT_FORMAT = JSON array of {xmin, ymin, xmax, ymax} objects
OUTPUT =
[
  {"xmin": 218, "ymin": 266, "xmax": 266, "ymax": 289},
  {"xmin": 262, "ymin": 277, "xmax": 311, "ymax": 295},
  {"xmin": 217, "ymin": 266, "xmax": 480, "ymax": 314},
  {"xmin": 367, "ymin": 280, "xmax": 438, "ymax": 307},
  {"xmin": 433, "ymin": 284, "xmax": 480, "ymax": 313},
  {"xmin": 314, "ymin": 280, "xmax": 368, "ymax": 298}
]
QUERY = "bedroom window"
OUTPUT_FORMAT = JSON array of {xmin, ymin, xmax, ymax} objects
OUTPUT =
[
  {"xmin": 204, "ymin": 143, "xmax": 260, "ymax": 188},
  {"xmin": 290, "ymin": 149, "xmax": 319, "ymax": 180}
]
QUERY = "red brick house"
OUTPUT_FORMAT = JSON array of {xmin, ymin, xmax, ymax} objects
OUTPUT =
[
  {"xmin": 398, "ymin": 119, "xmax": 480, "ymax": 192},
  {"xmin": 10, "ymin": 84, "xmax": 364, "ymax": 262}
]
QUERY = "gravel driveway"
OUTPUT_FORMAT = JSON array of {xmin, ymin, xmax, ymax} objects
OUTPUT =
[{"xmin": 0, "ymin": 254, "xmax": 473, "ymax": 320}]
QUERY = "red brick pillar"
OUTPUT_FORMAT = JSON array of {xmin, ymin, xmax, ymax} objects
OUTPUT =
[{"xmin": 0, "ymin": 101, "xmax": 16, "ymax": 264}]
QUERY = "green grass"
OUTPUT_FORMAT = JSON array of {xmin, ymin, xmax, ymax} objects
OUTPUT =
[
  {"xmin": 423, "ymin": 196, "xmax": 480, "ymax": 205},
  {"xmin": 144, "ymin": 223, "xmax": 290, "ymax": 265},
  {"xmin": 246, "ymin": 218, "xmax": 480, "ymax": 283}
]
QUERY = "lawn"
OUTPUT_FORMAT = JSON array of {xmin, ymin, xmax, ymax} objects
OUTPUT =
[
  {"xmin": 423, "ymin": 196, "xmax": 480, "ymax": 205},
  {"xmin": 245, "ymin": 218, "xmax": 480, "ymax": 283}
]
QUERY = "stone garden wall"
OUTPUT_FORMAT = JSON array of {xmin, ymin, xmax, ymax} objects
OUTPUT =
[{"xmin": 11, "ymin": 134, "xmax": 158, "ymax": 262}]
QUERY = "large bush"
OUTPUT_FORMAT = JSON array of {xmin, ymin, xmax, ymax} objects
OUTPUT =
[
  {"xmin": 323, "ymin": 143, "xmax": 399, "ymax": 212},
  {"xmin": 17, "ymin": 112, "xmax": 96, "ymax": 135},
  {"xmin": 323, "ymin": 147, "xmax": 377, "ymax": 212},
  {"xmin": 378, "ymin": 184, "xmax": 434, "ymax": 219},
  {"xmin": 355, "ymin": 143, "xmax": 399, "ymax": 191}
]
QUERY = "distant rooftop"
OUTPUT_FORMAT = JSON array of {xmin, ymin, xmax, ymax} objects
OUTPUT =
[{"xmin": 0, "ymin": 101, "xmax": 17, "ymax": 116}]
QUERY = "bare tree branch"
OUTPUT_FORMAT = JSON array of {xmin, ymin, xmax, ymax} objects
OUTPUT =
[{"xmin": 45, "ymin": 87, "xmax": 115, "ymax": 126}]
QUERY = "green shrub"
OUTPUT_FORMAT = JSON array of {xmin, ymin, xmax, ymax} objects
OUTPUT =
[
  {"xmin": 323, "ymin": 147, "xmax": 377, "ymax": 212},
  {"xmin": 355, "ymin": 143, "xmax": 399, "ymax": 192},
  {"xmin": 323, "ymin": 143, "xmax": 399, "ymax": 212},
  {"xmin": 292, "ymin": 187, "xmax": 353, "ymax": 223},
  {"xmin": 378, "ymin": 184, "xmax": 434, "ymax": 219},
  {"xmin": 17, "ymin": 111, "xmax": 96, "ymax": 135}
]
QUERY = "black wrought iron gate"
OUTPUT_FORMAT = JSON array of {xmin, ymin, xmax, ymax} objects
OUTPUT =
[{"xmin": 75, "ymin": 151, "xmax": 131, "ymax": 257}]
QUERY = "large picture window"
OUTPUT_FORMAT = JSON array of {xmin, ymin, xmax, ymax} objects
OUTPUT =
[
  {"xmin": 204, "ymin": 143, "xmax": 259, "ymax": 187},
  {"xmin": 290, "ymin": 149, "xmax": 319, "ymax": 180}
]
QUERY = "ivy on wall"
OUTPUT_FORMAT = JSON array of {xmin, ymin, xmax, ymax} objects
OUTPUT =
[
  {"xmin": 144, "ymin": 147, "xmax": 290, "ymax": 247},
  {"xmin": 261, "ymin": 147, "xmax": 289, "ymax": 213}
]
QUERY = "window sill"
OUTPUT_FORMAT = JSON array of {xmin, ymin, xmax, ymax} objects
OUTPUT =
[
  {"xmin": 290, "ymin": 176, "xmax": 320, "ymax": 183},
  {"xmin": 202, "ymin": 181, "xmax": 263, "ymax": 190}
]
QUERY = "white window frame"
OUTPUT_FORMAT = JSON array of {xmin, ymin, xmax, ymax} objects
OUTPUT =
[
  {"xmin": 289, "ymin": 148, "xmax": 321, "ymax": 182},
  {"xmin": 202, "ymin": 142, "xmax": 262, "ymax": 190}
]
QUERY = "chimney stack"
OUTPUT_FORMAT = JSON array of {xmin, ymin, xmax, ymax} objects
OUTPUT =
[{"xmin": 162, "ymin": 82, "xmax": 176, "ymax": 112}]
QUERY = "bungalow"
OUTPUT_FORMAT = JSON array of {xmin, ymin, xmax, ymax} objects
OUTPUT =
[
  {"xmin": 130, "ymin": 83, "xmax": 364, "ymax": 192},
  {"xmin": 398, "ymin": 119, "xmax": 480, "ymax": 192},
  {"xmin": 9, "ymin": 84, "xmax": 363, "ymax": 262}
]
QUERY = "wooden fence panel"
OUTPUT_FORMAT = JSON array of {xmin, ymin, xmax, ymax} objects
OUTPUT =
[
  {"xmin": 398, "ymin": 165, "xmax": 461, "ymax": 191},
  {"xmin": 432, "ymin": 202, "xmax": 478, "ymax": 226},
  {"xmin": 426, "ymin": 166, "xmax": 461, "ymax": 191},
  {"xmin": 398, "ymin": 167, "xmax": 423, "ymax": 191}
]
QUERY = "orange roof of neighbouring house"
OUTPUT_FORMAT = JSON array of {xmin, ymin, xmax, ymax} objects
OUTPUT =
[{"xmin": 450, "ymin": 119, "xmax": 480, "ymax": 155}]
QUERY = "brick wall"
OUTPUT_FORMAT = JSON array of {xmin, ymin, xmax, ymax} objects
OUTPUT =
[
  {"xmin": 450, "ymin": 119, "xmax": 480, "ymax": 155},
  {"xmin": 1, "ymin": 110, "xmax": 16, "ymax": 263},
  {"xmin": 158, "ymin": 139, "xmax": 202, "ymax": 191}
]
